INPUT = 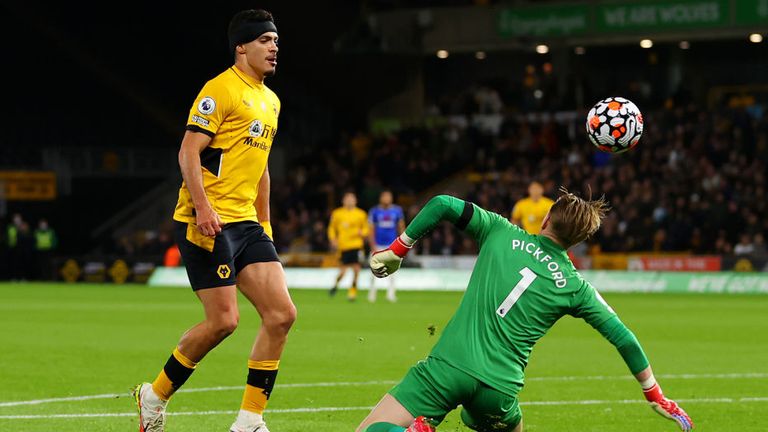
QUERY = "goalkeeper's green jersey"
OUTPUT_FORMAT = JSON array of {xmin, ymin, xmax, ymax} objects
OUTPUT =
[{"xmin": 404, "ymin": 195, "xmax": 648, "ymax": 397}]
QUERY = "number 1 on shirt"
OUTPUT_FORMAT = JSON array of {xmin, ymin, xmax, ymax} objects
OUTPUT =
[{"xmin": 497, "ymin": 267, "xmax": 537, "ymax": 318}]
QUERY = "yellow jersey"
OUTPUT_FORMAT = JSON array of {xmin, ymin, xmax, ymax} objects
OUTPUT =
[
  {"xmin": 173, "ymin": 66, "xmax": 280, "ymax": 224},
  {"xmin": 511, "ymin": 197, "xmax": 554, "ymax": 234},
  {"xmin": 328, "ymin": 207, "xmax": 369, "ymax": 252}
]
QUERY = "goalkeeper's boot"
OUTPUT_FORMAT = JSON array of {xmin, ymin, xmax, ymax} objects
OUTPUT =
[
  {"xmin": 406, "ymin": 416, "xmax": 436, "ymax": 432},
  {"xmin": 133, "ymin": 383, "xmax": 167, "ymax": 432}
]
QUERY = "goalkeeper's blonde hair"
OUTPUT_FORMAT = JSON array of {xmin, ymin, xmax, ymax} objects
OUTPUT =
[{"xmin": 547, "ymin": 186, "xmax": 609, "ymax": 249}]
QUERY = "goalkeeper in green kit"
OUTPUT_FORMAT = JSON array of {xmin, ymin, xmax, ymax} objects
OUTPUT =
[{"xmin": 357, "ymin": 191, "xmax": 694, "ymax": 432}]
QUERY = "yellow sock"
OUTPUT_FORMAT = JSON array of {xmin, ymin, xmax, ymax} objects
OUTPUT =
[
  {"xmin": 152, "ymin": 348, "xmax": 198, "ymax": 401},
  {"xmin": 151, "ymin": 370, "xmax": 174, "ymax": 401},
  {"xmin": 241, "ymin": 360, "xmax": 279, "ymax": 414}
]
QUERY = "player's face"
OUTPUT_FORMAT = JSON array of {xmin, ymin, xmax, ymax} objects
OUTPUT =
[
  {"xmin": 343, "ymin": 193, "xmax": 357, "ymax": 208},
  {"xmin": 243, "ymin": 32, "xmax": 279, "ymax": 78},
  {"xmin": 529, "ymin": 183, "xmax": 543, "ymax": 199},
  {"xmin": 380, "ymin": 191, "xmax": 393, "ymax": 206}
]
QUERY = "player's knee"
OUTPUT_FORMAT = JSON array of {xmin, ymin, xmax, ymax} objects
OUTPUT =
[
  {"xmin": 209, "ymin": 313, "xmax": 240, "ymax": 339},
  {"xmin": 276, "ymin": 303, "xmax": 297, "ymax": 331},
  {"xmin": 264, "ymin": 303, "xmax": 297, "ymax": 334}
]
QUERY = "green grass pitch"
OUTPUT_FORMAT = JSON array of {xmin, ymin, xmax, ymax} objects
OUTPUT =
[{"xmin": 0, "ymin": 282, "xmax": 766, "ymax": 431}]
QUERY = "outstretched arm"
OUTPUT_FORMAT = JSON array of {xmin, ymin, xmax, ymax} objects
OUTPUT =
[
  {"xmin": 370, "ymin": 195, "xmax": 503, "ymax": 277},
  {"xmin": 402, "ymin": 195, "xmax": 472, "ymax": 242},
  {"xmin": 579, "ymin": 288, "xmax": 694, "ymax": 431}
]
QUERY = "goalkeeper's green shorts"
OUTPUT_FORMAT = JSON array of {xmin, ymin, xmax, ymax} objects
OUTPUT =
[{"xmin": 389, "ymin": 356, "xmax": 522, "ymax": 432}]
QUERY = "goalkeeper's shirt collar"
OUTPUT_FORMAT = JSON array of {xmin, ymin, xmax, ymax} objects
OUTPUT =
[{"xmin": 538, "ymin": 235, "xmax": 567, "ymax": 254}]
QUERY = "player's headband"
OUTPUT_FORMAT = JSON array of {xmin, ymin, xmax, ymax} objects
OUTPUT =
[{"xmin": 229, "ymin": 21, "xmax": 278, "ymax": 53}]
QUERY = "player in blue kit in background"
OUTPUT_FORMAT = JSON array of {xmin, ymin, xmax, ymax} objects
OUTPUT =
[{"xmin": 368, "ymin": 190, "xmax": 406, "ymax": 302}]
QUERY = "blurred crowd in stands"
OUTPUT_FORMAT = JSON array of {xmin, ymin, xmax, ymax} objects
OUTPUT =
[
  {"xmin": 267, "ymin": 125, "xmax": 468, "ymax": 254},
  {"xmin": 462, "ymin": 108, "xmax": 768, "ymax": 258}
]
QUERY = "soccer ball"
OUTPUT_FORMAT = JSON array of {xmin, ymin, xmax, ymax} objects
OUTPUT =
[{"xmin": 586, "ymin": 97, "xmax": 643, "ymax": 154}]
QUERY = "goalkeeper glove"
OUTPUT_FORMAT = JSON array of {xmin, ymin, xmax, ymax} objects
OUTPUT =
[
  {"xmin": 643, "ymin": 383, "xmax": 694, "ymax": 431},
  {"xmin": 370, "ymin": 236, "xmax": 412, "ymax": 278},
  {"xmin": 261, "ymin": 221, "xmax": 273, "ymax": 240}
]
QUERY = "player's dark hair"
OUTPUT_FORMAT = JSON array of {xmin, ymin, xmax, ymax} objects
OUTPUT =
[
  {"xmin": 548, "ymin": 187, "xmax": 609, "ymax": 248},
  {"xmin": 228, "ymin": 9, "xmax": 276, "ymax": 54},
  {"xmin": 229, "ymin": 9, "xmax": 274, "ymax": 29}
]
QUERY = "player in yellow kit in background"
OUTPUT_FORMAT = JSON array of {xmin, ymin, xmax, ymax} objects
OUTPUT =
[
  {"xmin": 510, "ymin": 181, "xmax": 554, "ymax": 235},
  {"xmin": 133, "ymin": 9, "xmax": 296, "ymax": 432},
  {"xmin": 328, "ymin": 192, "xmax": 370, "ymax": 301}
]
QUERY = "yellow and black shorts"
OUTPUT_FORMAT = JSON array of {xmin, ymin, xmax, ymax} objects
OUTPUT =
[
  {"xmin": 173, "ymin": 220, "xmax": 279, "ymax": 290},
  {"xmin": 339, "ymin": 248, "xmax": 362, "ymax": 265}
]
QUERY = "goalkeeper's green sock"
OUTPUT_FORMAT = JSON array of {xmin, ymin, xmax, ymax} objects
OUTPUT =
[{"xmin": 365, "ymin": 422, "xmax": 405, "ymax": 432}]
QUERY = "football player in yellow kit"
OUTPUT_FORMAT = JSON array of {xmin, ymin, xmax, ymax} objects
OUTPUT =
[
  {"xmin": 133, "ymin": 9, "xmax": 294, "ymax": 432},
  {"xmin": 511, "ymin": 181, "xmax": 554, "ymax": 235},
  {"xmin": 328, "ymin": 192, "xmax": 370, "ymax": 301}
]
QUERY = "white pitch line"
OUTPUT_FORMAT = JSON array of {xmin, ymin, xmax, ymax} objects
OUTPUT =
[
  {"xmin": 0, "ymin": 380, "xmax": 397, "ymax": 408},
  {"xmin": 3, "ymin": 397, "xmax": 768, "ymax": 420},
  {"xmin": 1, "ymin": 373, "xmax": 766, "ymax": 408},
  {"xmin": 522, "ymin": 397, "xmax": 768, "ymax": 406},
  {"xmin": 0, "ymin": 406, "xmax": 374, "ymax": 420},
  {"xmin": 527, "ymin": 372, "xmax": 768, "ymax": 382},
  {"xmin": 742, "ymin": 397, "xmax": 768, "ymax": 402},
  {"xmin": 179, "ymin": 380, "xmax": 399, "ymax": 394},
  {"xmin": 0, "ymin": 393, "xmax": 124, "ymax": 408}
]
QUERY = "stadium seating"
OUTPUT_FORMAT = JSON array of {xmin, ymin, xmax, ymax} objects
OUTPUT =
[{"xmin": 269, "ymin": 100, "xmax": 768, "ymax": 261}]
